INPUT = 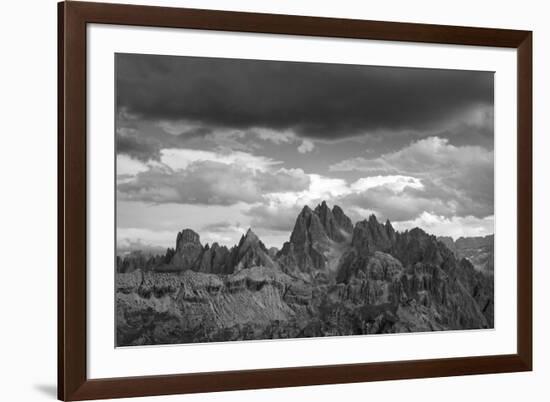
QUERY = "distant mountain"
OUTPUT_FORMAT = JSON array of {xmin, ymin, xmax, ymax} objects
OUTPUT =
[
  {"xmin": 116, "ymin": 202, "xmax": 494, "ymax": 346},
  {"xmin": 438, "ymin": 235, "xmax": 494, "ymax": 272},
  {"xmin": 118, "ymin": 227, "xmax": 277, "ymax": 275},
  {"xmin": 116, "ymin": 249, "xmax": 173, "ymax": 274}
]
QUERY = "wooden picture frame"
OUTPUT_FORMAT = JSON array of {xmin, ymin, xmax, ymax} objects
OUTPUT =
[{"xmin": 58, "ymin": 1, "xmax": 532, "ymax": 400}]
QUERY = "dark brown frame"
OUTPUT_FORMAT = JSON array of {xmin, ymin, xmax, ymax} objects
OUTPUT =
[{"xmin": 58, "ymin": 1, "xmax": 532, "ymax": 400}]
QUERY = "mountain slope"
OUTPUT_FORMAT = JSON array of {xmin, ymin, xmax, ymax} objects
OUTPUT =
[
  {"xmin": 438, "ymin": 235, "xmax": 494, "ymax": 272},
  {"xmin": 116, "ymin": 202, "xmax": 494, "ymax": 346},
  {"xmin": 277, "ymin": 203, "xmax": 353, "ymax": 279}
]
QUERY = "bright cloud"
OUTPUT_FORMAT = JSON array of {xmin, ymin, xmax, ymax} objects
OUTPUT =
[
  {"xmin": 297, "ymin": 139, "xmax": 315, "ymax": 154},
  {"xmin": 160, "ymin": 148, "xmax": 281, "ymax": 172},
  {"xmin": 330, "ymin": 137, "xmax": 493, "ymax": 220},
  {"xmin": 350, "ymin": 175, "xmax": 423, "ymax": 193},
  {"xmin": 118, "ymin": 138, "xmax": 494, "ymax": 246},
  {"xmin": 117, "ymin": 154, "xmax": 149, "ymax": 176},
  {"xmin": 245, "ymin": 174, "xmax": 424, "ymax": 232},
  {"xmin": 118, "ymin": 147, "xmax": 311, "ymax": 207},
  {"xmin": 252, "ymin": 127, "xmax": 296, "ymax": 144},
  {"xmin": 118, "ymin": 160, "xmax": 310, "ymax": 206},
  {"xmin": 392, "ymin": 212, "xmax": 494, "ymax": 239},
  {"xmin": 118, "ymin": 227, "xmax": 177, "ymax": 250},
  {"xmin": 329, "ymin": 136, "xmax": 493, "ymax": 175},
  {"xmin": 266, "ymin": 174, "xmax": 350, "ymax": 207},
  {"xmin": 245, "ymin": 173, "xmax": 352, "ymax": 232}
]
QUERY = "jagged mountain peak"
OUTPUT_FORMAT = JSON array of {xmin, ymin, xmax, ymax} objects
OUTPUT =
[
  {"xmin": 313, "ymin": 201, "xmax": 353, "ymax": 242},
  {"xmin": 165, "ymin": 225, "xmax": 277, "ymax": 274},
  {"xmin": 171, "ymin": 228, "xmax": 204, "ymax": 271},
  {"xmin": 176, "ymin": 228, "xmax": 201, "ymax": 247},
  {"xmin": 332, "ymin": 204, "xmax": 354, "ymax": 233},
  {"xmin": 303, "ymin": 204, "xmax": 313, "ymax": 212},
  {"xmin": 231, "ymin": 228, "xmax": 275, "ymax": 272},
  {"xmin": 290, "ymin": 204, "xmax": 328, "ymax": 239},
  {"xmin": 277, "ymin": 202, "xmax": 355, "ymax": 275},
  {"xmin": 118, "ymin": 202, "xmax": 495, "ymax": 346},
  {"xmin": 245, "ymin": 227, "xmax": 259, "ymax": 239},
  {"xmin": 162, "ymin": 205, "xmax": 486, "ymax": 282},
  {"xmin": 237, "ymin": 228, "xmax": 266, "ymax": 251},
  {"xmin": 352, "ymin": 215, "xmax": 393, "ymax": 256},
  {"xmin": 296, "ymin": 204, "xmax": 314, "ymax": 219},
  {"xmin": 314, "ymin": 200, "xmax": 330, "ymax": 213},
  {"xmin": 408, "ymin": 226, "xmax": 427, "ymax": 235}
]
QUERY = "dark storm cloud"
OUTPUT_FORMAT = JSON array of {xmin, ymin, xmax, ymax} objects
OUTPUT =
[
  {"xmin": 115, "ymin": 122, "xmax": 217, "ymax": 161},
  {"xmin": 116, "ymin": 53, "xmax": 493, "ymax": 141},
  {"xmin": 116, "ymin": 131, "xmax": 162, "ymax": 162}
]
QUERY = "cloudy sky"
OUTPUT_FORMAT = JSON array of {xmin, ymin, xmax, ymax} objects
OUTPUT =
[{"xmin": 116, "ymin": 53, "xmax": 494, "ymax": 252}]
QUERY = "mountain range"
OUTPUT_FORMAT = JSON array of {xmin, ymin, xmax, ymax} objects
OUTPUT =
[{"xmin": 116, "ymin": 201, "xmax": 494, "ymax": 346}]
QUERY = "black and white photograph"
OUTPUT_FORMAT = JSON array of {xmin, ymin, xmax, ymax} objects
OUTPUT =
[
  {"xmin": 3, "ymin": 0, "xmax": 544, "ymax": 400},
  {"xmin": 115, "ymin": 53, "xmax": 495, "ymax": 347}
]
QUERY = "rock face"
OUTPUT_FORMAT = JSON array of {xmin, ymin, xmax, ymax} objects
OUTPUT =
[
  {"xmin": 116, "ymin": 202, "xmax": 494, "ymax": 346},
  {"xmin": 437, "ymin": 235, "xmax": 494, "ymax": 272},
  {"xmin": 350, "ymin": 215, "xmax": 394, "ymax": 257},
  {"xmin": 230, "ymin": 229, "xmax": 277, "ymax": 272},
  {"xmin": 123, "ymin": 228, "xmax": 277, "ymax": 275},
  {"xmin": 332, "ymin": 204, "xmax": 354, "ymax": 234},
  {"xmin": 171, "ymin": 229, "xmax": 204, "ymax": 271},
  {"xmin": 438, "ymin": 236, "xmax": 456, "ymax": 254},
  {"xmin": 277, "ymin": 205, "xmax": 332, "ymax": 274},
  {"xmin": 116, "ymin": 267, "xmax": 313, "ymax": 345},
  {"xmin": 455, "ymin": 257, "xmax": 494, "ymax": 325},
  {"xmin": 197, "ymin": 243, "xmax": 231, "ymax": 274},
  {"xmin": 277, "ymin": 203, "xmax": 353, "ymax": 276},
  {"xmin": 314, "ymin": 201, "xmax": 352, "ymax": 242}
]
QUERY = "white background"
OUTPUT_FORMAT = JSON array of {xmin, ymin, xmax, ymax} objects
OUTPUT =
[
  {"xmin": 0, "ymin": 0, "xmax": 547, "ymax": 401},
  {"xmin": 88, "ymin": 24, "xmax": 517, "ymax": 379}
]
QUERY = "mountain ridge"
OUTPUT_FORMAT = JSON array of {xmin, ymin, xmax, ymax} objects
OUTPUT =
[{"xmin": 116, "ymin": 201, "xmax": 494, "ymax": 346}]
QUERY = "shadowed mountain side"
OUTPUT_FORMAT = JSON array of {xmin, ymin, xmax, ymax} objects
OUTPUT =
[
  {"xmin": 116, "ymin": 202, "xmax": 494, "ymax": 346},
  {"xmin": 117, "ymin": 267, "xmax": 315, "ymax": 345},
  {"xmin": 276, "ymin": 203, "xmax": 354, "ymax": 280},
  {"xmin": 438, "ymin": 235, "xmax": 494, "ymax": 272}
]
